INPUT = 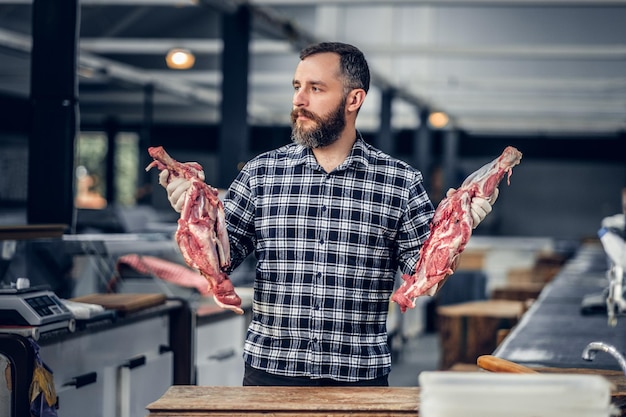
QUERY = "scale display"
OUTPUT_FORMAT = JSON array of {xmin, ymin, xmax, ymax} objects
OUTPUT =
[{"xmin": 0, "ymin": 286, "xmax": 73, "ymax": 326}]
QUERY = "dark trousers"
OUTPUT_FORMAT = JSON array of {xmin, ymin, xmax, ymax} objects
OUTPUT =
[{"xmin": 243, "ymin": 363, "xmax": 389, "ymax": 386}]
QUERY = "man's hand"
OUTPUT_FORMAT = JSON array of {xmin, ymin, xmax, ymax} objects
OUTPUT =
[
  {"xmin": 158, "ymin": 164, "xmax": 204, "ymax": 213},
  {"xmin": 447, "ymin": 187, "xmax": 499, "ymax": 229},
  {"xmin": 470, "ymin": 188, "xmax": 499, "ymax": 228}
]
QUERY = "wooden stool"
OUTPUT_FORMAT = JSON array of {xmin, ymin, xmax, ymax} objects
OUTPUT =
[{"xmin": 436, "ymin": 300, "xmax": 524, "ymax": 370}]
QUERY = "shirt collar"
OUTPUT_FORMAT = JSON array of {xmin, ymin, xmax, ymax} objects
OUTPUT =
[{"xmin": 288, "ymin": 132, "xmax": 371, "ymax": 171}]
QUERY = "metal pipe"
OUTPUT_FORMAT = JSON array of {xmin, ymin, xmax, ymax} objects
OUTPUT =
[{"xmin": 582, "ymin": 341, "xmax": 626, "ymax": 376}]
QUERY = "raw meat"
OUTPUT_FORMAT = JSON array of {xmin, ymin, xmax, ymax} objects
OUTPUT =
[
  {"xmin": 146, "ymin": 146, "xmax": 242, "ymax": 314},
  {"xmin": 116, "ymin": 254, "xmax": 212, "ymax": 296},
  {"xmin": 392, "ymin": 146, "xmax": 523, "ymax": 312}
]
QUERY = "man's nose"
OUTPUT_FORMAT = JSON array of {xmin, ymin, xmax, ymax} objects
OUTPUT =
[{"xmin": 293, "ymin": 89, "xmax": 307, "ymax": 107}]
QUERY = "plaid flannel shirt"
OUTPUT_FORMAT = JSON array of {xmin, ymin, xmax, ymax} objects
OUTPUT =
[{"xmin": 224, "ymin": 136, "xmax": 434, "ymax": 381}]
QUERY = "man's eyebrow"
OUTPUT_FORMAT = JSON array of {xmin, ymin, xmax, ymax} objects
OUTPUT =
[{"xmin": 292, "ymin": 79, "xmax": 328, "ymax": 87}]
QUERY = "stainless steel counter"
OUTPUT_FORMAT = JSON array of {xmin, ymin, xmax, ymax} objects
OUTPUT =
[{"xmin": 495, "ymin": 242, "xmax": 626, "ymax": 371}]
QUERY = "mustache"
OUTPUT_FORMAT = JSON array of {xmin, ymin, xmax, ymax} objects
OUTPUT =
[{"xmin": 291, "ymin": 108, "xmax": 320, "ymax": 123}]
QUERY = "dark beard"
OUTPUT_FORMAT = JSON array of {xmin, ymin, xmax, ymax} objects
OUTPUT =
[{"xmin": 290, "ymin": 98, "xmax": 346, "ymax": 149}]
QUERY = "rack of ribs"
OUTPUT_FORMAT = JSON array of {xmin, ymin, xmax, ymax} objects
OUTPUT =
[
  {"xmin": 146, "ymin": 146, "xmax": 243, "ymax": 314},
  {"xmin": 392, "ymin": 146, "xmax": 523, "ymax": 313}
]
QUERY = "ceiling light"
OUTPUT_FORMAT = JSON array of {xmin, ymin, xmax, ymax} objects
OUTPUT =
[
  {"xmin": 166, "ymin": 48, "xmax": 195, "ymax": 70},
  {"xmin": 428, "ymin": 111, "xmax": 449, "ymax": 129}
]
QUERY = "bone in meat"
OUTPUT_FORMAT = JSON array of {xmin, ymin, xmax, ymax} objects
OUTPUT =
[
  {"xmin": 117, "ymin": 254, "xmax": 212, "ymax": 296},
  {"xmin": 391, "ymin": 146, "xmax": 523, "ymax": 312},
  {"xmin": 146, "ymin": 146, "xmax": 242, "ymax": 314}
]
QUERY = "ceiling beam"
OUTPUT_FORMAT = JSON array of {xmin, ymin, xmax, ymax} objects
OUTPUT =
[
  {"xmin": 250, "ymin": 0, "xmax": 626, "ymax": 6},
  {"xmin": 365, "ymin": 44, "xmax": 626, "ymax": 60},
  {"xmin": 79, "ymin": 38, "xmax": 294, "ymax": 54},
  {"xmin": 0, "ymin": 27, "xmax": 221, "ymax": 104},
  {"xmin": 0, "ymin": 0, "xmax": 198, "ymax": 4},
  {"xmin": 4, "ymin": 0, "xmax": 626, "ymax": 4},
  {"xmin": 113, "ymin": 69, "xmax": 626, "ymax": 95},
  {"xmin": 407, "ymin": 76, "xmax": 626, "ymax": 92},
  {"xmin": 78, "ymin": 38, "xmax": 626, "ymax": 60},
  {"xmin": 0, "ymin": 28, "xmax": 30, "ymax": 53}
]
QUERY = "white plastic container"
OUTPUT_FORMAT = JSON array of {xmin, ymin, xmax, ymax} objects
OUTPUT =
[{"xmin": 419, "ymin": 371, "xmax": 617, "ymax": 417}]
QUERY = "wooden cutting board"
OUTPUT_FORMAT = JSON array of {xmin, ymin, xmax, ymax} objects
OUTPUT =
[
  {"xmin": 147, "ymin": 386, "xmax": 419, "ymax": 416},
  {"xmin": 71, "ymin": 293, "xmax": 166, "ymax": 314}
]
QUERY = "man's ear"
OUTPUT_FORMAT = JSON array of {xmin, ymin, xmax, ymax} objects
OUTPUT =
[{"xmin": 346, "ymin": 89, "xmax": 366, "ymax": 113}]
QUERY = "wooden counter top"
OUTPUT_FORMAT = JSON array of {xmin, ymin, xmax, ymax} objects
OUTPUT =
[
  {"xmin": 147, "ymin": 386, "xmax": 420, "ymax": 416},
  {"xmin": 147, "ymin": 373, "xmax": 626, "ymax": 416}
]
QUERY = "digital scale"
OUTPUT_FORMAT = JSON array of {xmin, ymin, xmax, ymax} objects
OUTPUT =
[{"xmin": 0, "ymin": 283, "xmax": 76, "ymax": 339}]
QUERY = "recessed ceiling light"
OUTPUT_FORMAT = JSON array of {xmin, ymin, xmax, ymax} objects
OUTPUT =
[
  {"xmin": 166, "ymin": 48, "xmax": 195, "ymax": 70},
  {"xmin": 428, "ymin": 111, "xmax": 449, "ymax": 129}
]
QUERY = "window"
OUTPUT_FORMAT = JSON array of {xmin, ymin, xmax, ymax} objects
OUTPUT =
[{"xmin": 75, "ymin": 131, "xmax": 140, "ymax": 209}]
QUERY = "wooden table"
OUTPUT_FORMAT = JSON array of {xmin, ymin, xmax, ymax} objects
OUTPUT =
[
  {"xmin": 147, "ymin": 386, "xmax": 420, "ymax": 416},
  {"xmin": 147, "ymin": 373, "xmax": 626, "ymax": 417},
  {"xmin": 437, "ymin": 299, "xmax": 525, "ymax": 369}
]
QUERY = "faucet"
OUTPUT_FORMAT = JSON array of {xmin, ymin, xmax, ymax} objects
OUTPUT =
[
  {"xmin": 605, "ymin": 264, "xmax": 626, "ymax": 327},
  {"xmin": 582, "ymin": 341, "xmax": 626, "ymax": 376}
]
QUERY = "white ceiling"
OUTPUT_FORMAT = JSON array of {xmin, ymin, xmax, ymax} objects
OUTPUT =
[{"xmin": 1, "ymin": 0, "xmax": 625, "ymax": 136}]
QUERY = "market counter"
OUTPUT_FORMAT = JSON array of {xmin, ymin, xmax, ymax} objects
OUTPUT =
[
  {"xmin": 147, "ymin": 386, "xmax": 420, "ymax": 416},
  {"xmin": 494, "ymin": 241, "xmax": 626, "ymax": 371}
]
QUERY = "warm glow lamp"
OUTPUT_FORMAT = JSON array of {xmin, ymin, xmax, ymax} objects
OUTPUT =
[
  {"xmin": 428, "ymin": 111, "xmax": 449, "ymax": 129},
  {"xmin": 166, "ymin": 48, "xmax": 195, "ymax": 70}
]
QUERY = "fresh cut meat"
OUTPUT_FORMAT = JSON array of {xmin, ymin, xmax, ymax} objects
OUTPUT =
[
  {"xmin": 116, "ymin": 254, "xmax": 213, "ymax": 296},
  {"xmin": 392, "ymin": 146, "xmax": 523, "ymax": 312},
  {"xmin": 146, "ymin": 146, "xmax": 243, "ymax": 314}
]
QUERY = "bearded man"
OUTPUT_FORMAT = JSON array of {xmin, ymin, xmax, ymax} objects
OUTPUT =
[{"xmin": 160, "ymin": 42, "xmax": 495, "ymax": 386}]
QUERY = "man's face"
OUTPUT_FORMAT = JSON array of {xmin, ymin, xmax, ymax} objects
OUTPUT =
[
  {"xmin": 290, "ymin": 96, "xmax": 346, "ymax": 149},
  {"xmin": 290, "ymin": 52, "xmax": 348, "ymax": 149}
]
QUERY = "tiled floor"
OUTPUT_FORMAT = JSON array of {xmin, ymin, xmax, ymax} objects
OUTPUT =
[{"xmin": 389, "ymin": 332, "xmax": 441, "ymax": 387}]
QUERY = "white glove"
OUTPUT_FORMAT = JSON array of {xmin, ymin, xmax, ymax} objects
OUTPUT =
[
  {"xmin": 158, "ymin": 165, "xmax": 204, "ymax": 213},
  {"xmin": 470, "ymin": 188, "xmax": 499, "ymax": 228},
  {"xmin": 447, "ymin": 187, "xmax": 499, "ymax": 229}
]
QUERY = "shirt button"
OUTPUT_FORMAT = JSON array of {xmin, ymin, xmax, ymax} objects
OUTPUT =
[
  {"xmin": 319, "ymin": 238, "xmax": 324, "ymax": 245},
  {"xmin": 321, "ymin": 205, "xmax": 327, "ymax": 212},
  {"xmin": 316, "ymin": 272, "xmax": 322, "ymax": 279}
]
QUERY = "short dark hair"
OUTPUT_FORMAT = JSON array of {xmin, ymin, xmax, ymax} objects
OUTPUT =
[{"xmin": 299, "ymin": 42, "xmax": 370, "ymax": 94}]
